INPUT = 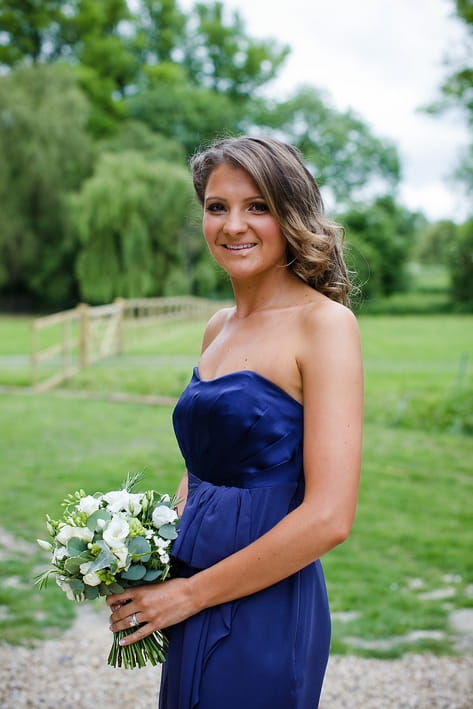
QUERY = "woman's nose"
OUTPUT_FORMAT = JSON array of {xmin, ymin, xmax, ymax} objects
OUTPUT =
[{"xmin": 222, "ymin": 210, "xmax": 247, "ymax": 235}]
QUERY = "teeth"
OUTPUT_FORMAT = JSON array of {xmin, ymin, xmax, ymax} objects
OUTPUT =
[{"xmin": 225, "ymin": 243, "xmax": 255, "ymax": 250}]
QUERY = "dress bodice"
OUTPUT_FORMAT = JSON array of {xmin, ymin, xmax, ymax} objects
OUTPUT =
[
  {"xmin": 172, "ymin": 368, "xmax": 303, "ymax": 488},
  {"xmin": 170, "ymin": 369, "xmax": 305, "ymax": 570}
]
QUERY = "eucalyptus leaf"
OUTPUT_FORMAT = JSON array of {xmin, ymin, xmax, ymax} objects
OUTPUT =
[
  {"xmin": 69, "ymin": 578, "xmax": 85, "ymax": 594},
  {"xmin": 67, "ymin": 538, "xmax": 88, "ymax": 556},
  {"xmin": 64, "ymin": 556, "xmax": 84, "ymax": 574},
  {"xmin": 128, "ymin": 536, "xmax": 151, "ymax": 562},
  {"xmin": 143, "ymin": 568, "xmax": 162, "ymax": 582},
  {"xmin": 158, "ymin": 524, "xmax": 178, "ymax": 540},
  {"xmin": 87, "ymin": 509, "xmax": 112, "ymax": 532},
  {"xmin": 88, "ymin": 544, "xmax": 117, "ymax": 573},
  {"xmin": 120, "ymin": 564, "xmax": 147, "ymax": 580},
  {"xmin": 84, "ymin": 584, "xmax": 100, "ymax": 600}
]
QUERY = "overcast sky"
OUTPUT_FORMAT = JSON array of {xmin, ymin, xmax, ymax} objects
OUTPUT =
[{"xmin": 183, "ymin": 0, "xmax": 470, "ymax": 221}]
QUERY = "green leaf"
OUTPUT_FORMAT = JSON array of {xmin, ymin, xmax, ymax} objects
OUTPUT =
[
  {"xmin": 67, "ymin": 538, "xmax": 89, "ymax": 556},
  {"xmin": 120, "ymin": 564, "xmax": 147, "ymax": 580},
  {"xmin": 69, "ymin": 578, "xmax": 85, "ymax": 595},
  {"xmin": 87, "ymin": 509, "xmax": 112, "ymax": 531},
  {"xmin": 88, "ymin": 545, "xmax": 117, "ymax": 573},
  {"xmin": 84, "ymin": 584, "xmax": 100, "ymax": 600},
  {"xmin": 128, "ymin": 536, "xmax": 151, "ymax": 561},
  {"xmin": 158, "ymin": 524, "xmax": 178, "ymax": 540},
  {"xmin": 143, "ymin": 568, "xmax": 162, "ymax": 582},
  {"xmin": 64, "ymin": 556, "xmax": 84, "ymax": 574}
]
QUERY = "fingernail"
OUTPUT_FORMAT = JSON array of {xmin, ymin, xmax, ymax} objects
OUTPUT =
[{"xmin": 119, "ymin": 639, "xmax": 125, "ymax": 646}]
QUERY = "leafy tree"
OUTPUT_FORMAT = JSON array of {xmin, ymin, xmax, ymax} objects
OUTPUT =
[
  {"xmin": 252, "ymin": 86, "xmax": 400, "ymax": 205},
  {"xmin": 415, "ymin": 220, "xmax": 458, "ymax": 265},
  {"xmin": 126, "ymin": 71, "xmax": 240, "ymax": 156},
  {"xmin": 68, "ymin": 151, "xmax": 197, "ymax": 303},
  {"xmin": 183, "ymin": 2, "xmax": 289, "ymax": 99},
  {"xmin": 0, "ymin": 63, "xmax": 94, "ymax": 306},
  {"xmin": 448, "ymin": 218, "xmax": 473, "ymax": 305},
  {"xmin": 342, "ymin": 196, "xmax": 422, "ymax": 298}
]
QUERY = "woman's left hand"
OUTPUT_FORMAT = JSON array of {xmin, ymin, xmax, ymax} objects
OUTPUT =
[{"xmin": 107, "ymin": 577, "xmax": 197, "ymax": 646}]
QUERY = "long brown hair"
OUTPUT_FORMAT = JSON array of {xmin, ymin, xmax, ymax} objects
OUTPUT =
[{"xmin": 191, "ymin": 135, "xmax": 351, "ymax": 306}]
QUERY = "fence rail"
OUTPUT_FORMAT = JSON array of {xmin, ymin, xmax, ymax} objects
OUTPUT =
[{"xmin": 31, "ymin": 296, "xmax": 224, "ymax": 392}]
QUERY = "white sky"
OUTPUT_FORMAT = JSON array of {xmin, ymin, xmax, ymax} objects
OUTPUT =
[{"xmin": 183, "ymin": 0, "xmax": 471, "ymax": 221}]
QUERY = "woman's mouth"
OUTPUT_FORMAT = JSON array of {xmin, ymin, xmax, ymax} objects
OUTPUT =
[{"xmin": 223, "ymin": 243, "xmax": 256, "ymax": 251}]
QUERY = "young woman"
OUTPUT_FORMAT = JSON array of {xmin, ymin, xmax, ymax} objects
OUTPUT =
[{"xmin": 108, "ymin": 136, "xmax": 363, "ymax": 708}]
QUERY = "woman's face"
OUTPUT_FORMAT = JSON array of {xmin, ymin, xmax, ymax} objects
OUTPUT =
[{"xmin": 202, "ymin": 163, "xmax": 287, "ymax": 282}]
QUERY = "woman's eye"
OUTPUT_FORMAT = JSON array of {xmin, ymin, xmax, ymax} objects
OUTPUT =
[
  {"xmin": 250, "ymin": 201, "xmax": 269, "ymax": 213},
  {"xmin": 206, "ymin": 202, "xmax": 225, "ymax": 213}
]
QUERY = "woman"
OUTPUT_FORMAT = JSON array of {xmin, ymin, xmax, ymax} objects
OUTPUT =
[{"xmin": 108, "ymin": 136, "xmax": 363, "ymax": 708}]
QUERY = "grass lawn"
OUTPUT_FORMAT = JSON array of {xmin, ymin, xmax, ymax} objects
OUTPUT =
[{"xmin": 0, "ymin": 311, "xmax": 471, "ymax": 656}]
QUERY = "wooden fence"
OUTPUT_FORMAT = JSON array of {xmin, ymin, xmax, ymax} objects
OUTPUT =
[{"xmin": 31, "ymin": 296, "xmax": 223, "ymax": 392}]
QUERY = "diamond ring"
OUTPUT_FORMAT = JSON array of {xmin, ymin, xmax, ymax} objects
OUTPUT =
[{"xmin": 129, "ymin": 612, "xmax": 139, "ymax": 627}]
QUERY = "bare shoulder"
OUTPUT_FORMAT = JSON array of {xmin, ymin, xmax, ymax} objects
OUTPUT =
[
  {"xmin": 296, "ymin": 295, "xmax": 362, "ymax": 372},
  {"xmin": 201, "ymin": 306, "xmax": 234, "ymax": 353}
]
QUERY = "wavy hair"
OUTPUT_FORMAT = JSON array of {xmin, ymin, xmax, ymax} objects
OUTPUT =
[{"xmin": 190, "ymin": 135, "xmax": 352, "ymax": 306}]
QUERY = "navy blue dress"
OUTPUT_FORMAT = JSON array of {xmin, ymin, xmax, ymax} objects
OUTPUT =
[{"xmin": 159, "ymin": 368, "xmax": 331, "ymax": 709}]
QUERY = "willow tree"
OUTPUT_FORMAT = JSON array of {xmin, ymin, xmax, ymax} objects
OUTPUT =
[{"xmin": 68, "ymin": 151, "xmax": 197, "ymax": 303}]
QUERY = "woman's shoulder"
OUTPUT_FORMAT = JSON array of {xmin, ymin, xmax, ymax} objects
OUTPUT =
[
  {"xmin": 294, "ymin": 292, "xmax": 360, "ymax": 362},
  {"xmin": 201, "ymin": 306, "xmax": 234, "ymax": 352}
]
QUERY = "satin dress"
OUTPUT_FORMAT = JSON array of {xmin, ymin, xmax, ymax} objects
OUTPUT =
[{"xmin": 159, "ymin": 368, "xmax": 331, "ymax": 709}]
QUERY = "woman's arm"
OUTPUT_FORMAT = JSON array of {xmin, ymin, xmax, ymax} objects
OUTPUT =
[{"xmin": 108, "ymin": 303, "xmax": 363, "ymax": 643}]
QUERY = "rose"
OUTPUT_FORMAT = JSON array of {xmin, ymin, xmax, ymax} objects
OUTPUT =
[
  {"xmin": 77, "ymin": 495, "xmax": 102, "ymax": 516},
  {"xmin": 152, "ymin": 504, "xmax": 178, "ymax": 529},
  {"xmin": 102, "ymin": 490, "xmax": 144, "ymax": 515},
  {"xmin": 56, "ymin": 524, "xmax": 94, "ymax": 546},
  {"xmin": 102, "ymin": 515, "xmax": 129, "ymax": 549},
  {"xmin": 83, "ymin": 571, "xmax": 101, "ymax": 587}
]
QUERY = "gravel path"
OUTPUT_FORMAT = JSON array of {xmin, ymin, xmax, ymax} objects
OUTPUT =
[{"xmin": 0, "ymin": 606, "xmax": 471, "ymax": 709}]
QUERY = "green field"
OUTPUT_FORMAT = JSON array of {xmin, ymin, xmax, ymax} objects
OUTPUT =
[{"xmin": 0, "ymin": 311, "xmax": 472, "ymax": 656}]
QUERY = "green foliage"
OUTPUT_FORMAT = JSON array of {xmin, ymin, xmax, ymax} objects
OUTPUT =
[
  {"xmin": 414, "ymin": 220, "xmax": 458, "ymax": 265},
  {"xmin": 0, "ymin": 63, "xmax": 94, "ymax": 306},
  {"xmin": 68, "ymin": 151, "xmax": 195, "ymax": 302},
  {"xmin": 126, "ymin": 75, "xmax": 240, "ymax": 156},
  {"xmin": 253, "ymin": 86, "xmax": 401, "ymax": 204},
  {"xmin": 448, "ymin": 218, "xmax": 473, "ymax": 306},
  {"xmin": 182, "ymin": 1, "xmax": 289, "ymax": 99},
  {"xmin": 342, "ymin": 196, "xmax": 423, "ymax": 299}
]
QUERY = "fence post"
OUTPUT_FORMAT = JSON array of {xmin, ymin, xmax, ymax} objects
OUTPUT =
[
  {"xmin": 114, "ymin": 297, "xmax": 125, "ymax": 355},
  {"xmin": 31, "ymin": 319, "xmax": 39, "ymax": 389},
  {"xmin": 78, "ymin": 303, "xmax": 89, "ymax": 369}
]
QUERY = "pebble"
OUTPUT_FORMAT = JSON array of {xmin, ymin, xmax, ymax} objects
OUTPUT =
[{"xmin": 0, "ymin": 606, "xmax": 471, "ymax": 709}]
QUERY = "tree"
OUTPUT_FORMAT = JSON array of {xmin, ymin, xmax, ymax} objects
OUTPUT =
[
  {"xmin": 448, "ymin": 218, "xmax": 473, "ymax": 305},
  {"xmin": 415, "ymin": 220, "xmax": 458, "ymax": 265},
  {"xmin": 0, "ymin": 63, "xmax": 94, "ymax": 306},
  {"xmin": 252, "ymin": 86, "xmax": 401, "ymax": 206},
  {"xmin": 68, "ymin": 151, "xmax": 197, "ymax": 303},
  {"xmin": 182, "ymin": 2, "xmax": 289, "ymax": 99},
  {"xmin": 342, "ymin": 197, "xmax": 423, "ymax": 299},
  {"xmin": 426, "ymin": 0, "xmax": 473, "ymax": 201}
]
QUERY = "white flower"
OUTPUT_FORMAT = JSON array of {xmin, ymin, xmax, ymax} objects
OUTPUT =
[
  {"xmin": 153, "ymin": 536, "xmax": 170, "ymax": 550},
  {"xmin": 37, "ymin": 539, "xmax": 53, "ymax": 552},
  {"xmin": 77, "ymin": 495, "xmax": 101, "ymax": 516},
  {"xmin": 159, "ymin": 552, "xmax": 170, "ymax": 564},
  {"xmin": 83, "ymin": 570, "xmax": 101, "ymax": 587},
  {"xmin": 56, "ymin": 576, "xmax": 75, "ymax": 601},
  {"xmin": 102, "ymin": 515, "xmax": 129, "ymax": 549},
  {"xmin": 112, "ymin": 544, "xmax": 129, "ymax": 569},
  {"xmin": 56, "ymin": 524, "xmax": 94, "ymax": 546},
  {"xmin": 102, "ymin": 490, "xmax": 143, "ymax": 515},
  {"xmin": 152, "ymin": 505, "xmax": 178, "ymax": 529},
  {"xmin": 52, "ymin": 546, "xmax": 68, "ymax": 563}
]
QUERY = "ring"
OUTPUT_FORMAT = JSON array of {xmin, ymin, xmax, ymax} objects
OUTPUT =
[{"xmin": 129, "ymin": 612, "xmax": 139, "ymax": 628}]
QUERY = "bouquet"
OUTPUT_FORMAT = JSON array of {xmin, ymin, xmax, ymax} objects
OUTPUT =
[{"xmin": 35, "ymin": 473, "xmax": 179, "ymax": 669}]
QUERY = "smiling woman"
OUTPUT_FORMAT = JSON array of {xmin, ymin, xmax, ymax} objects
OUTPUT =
[{"xmin": 107, "ymin": 135, "xmax": 363, "ymax": 709}]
